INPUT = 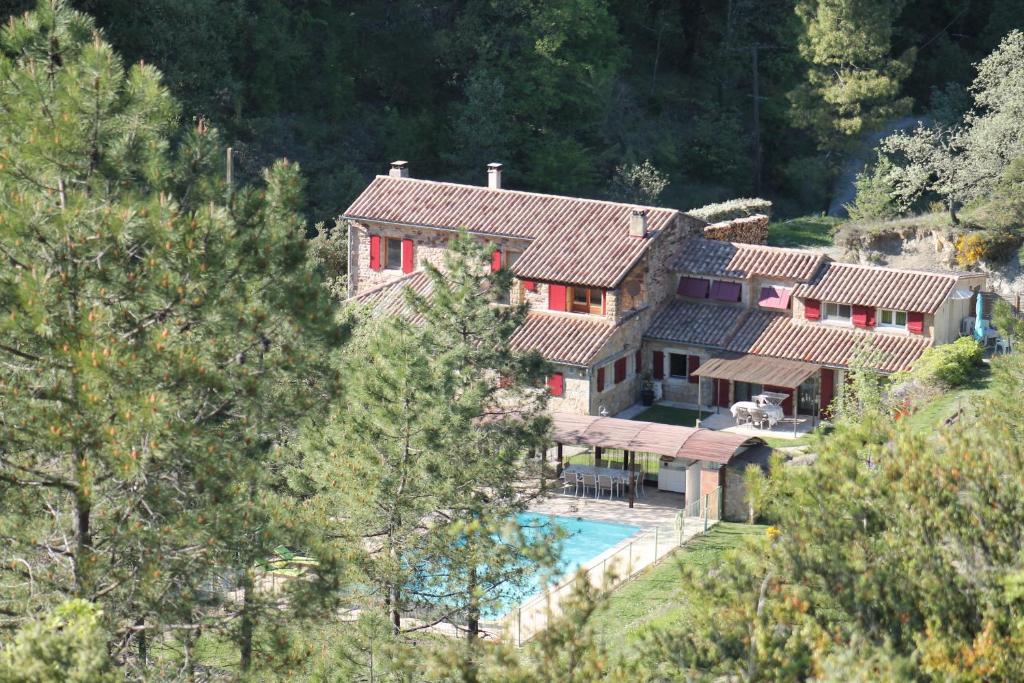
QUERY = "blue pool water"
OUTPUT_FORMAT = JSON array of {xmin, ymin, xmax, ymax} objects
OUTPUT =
[{"xmin": 487, "ymin": 513, "xmax": 642, "ymax": 618}]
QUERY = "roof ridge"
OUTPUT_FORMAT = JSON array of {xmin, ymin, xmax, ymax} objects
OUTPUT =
[
  {"xmin": 820, "ymin": 260, "xmax": 962, "ymax": 279},
  {"xmin": 524, "ymin": 310, "xmax": 616, "ymax": 327},
  {"xmin": 352, "ymin": 270, "xmax": 428, "ymax": 301},
  {"xmin": 370, "ymin": 175, "xmax": 680, "ymax": 215},
  {"xmin": 688, "ymin": 237, "xmax": 825, "ymax": 257}
]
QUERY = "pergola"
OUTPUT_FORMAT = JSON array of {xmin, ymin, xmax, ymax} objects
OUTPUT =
[
  {"xmin": 549, "ymin": 412, "xmax": 764, "ymax": 508},
  {"xmin": 691, "ymin": 353, "xmax": 821, "ymax": 435}
]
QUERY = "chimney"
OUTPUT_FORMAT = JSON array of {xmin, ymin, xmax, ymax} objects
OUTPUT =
[
  {"xmin": 389, "ymin": 160, "xmax": 409, "ymax": 178},
  {"xmin": 487, "ymin": 162, "xmax": 503, "ymax": 190},
  {"xmin": 629, "ymin": 209, "xmax": 648, "ymax": 237}
]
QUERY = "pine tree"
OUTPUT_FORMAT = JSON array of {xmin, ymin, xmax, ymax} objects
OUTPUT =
[
  {"xmin": 0, "ymin": 1, "xmax": 342, "ymax": 675},
  {"xmin": 789, "ymin": 0, "xmax": 915, "ymax": 152},
  {"xmin": 294, "ymin": 234, "xmax": 557, "ymax": 679}
]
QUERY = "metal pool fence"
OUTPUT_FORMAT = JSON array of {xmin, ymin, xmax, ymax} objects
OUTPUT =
[{"xmin": 506, "ymin": 486, "xmax": 722, "ymax": 647}]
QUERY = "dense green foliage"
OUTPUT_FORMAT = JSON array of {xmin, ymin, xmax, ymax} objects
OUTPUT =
[
  {"xmin": 0, "ymin": 3, "xmax": 343, "ymax": 675},
  {"xmin": 904, "ymin": 336, "xmax": 985, "ymax": 388},
  {"xmin": 1, "ymin": 0, "xmax": 1017, "ymax": 222},
  {"xmin": 852, "ymin": 30, "xmax": 1024, "ymax": 231},
  {"xmin": 634, "ymin": 352, "xmax": 1024, "ymax": 680}
]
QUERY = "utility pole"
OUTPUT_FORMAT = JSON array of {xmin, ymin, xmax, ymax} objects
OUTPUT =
[
  {"xmin": 226, "ymin": 146, "xmax": 234, "ymax": 197},
  {"xmin": 751, "ymin": 45, "xmax": 763, "ymax": 196}
]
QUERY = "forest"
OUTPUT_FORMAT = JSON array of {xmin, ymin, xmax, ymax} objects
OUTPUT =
[
  {"xmin": 1, "ymin": 0, "xmax": 1021, "ymax": 224},
  {"xmin": 4, "ymin": 1, "xmax": 1024, "ymax": 681}
]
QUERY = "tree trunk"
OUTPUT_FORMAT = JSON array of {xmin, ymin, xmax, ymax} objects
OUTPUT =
[
  {"xmin": 389, "ymin": 585, "xmax": 401, "ymax": 635},
  {"xmin": 239, "ymin": 573, "xmax": 254, "ymax": 672},
  {"xmin": 467, "ymin": 566, "xmax": 480, "ymax": 641},
  {"xmin": 74, "ymin": 487, "xmax": 91, "ymax": 597},
  {"xmin": 136, "ymin": 618, "xmax": 147, "ymax": 667},
  {"xmin": 948, "ymin": 200, "xmax": 960, "ymax": 225}
]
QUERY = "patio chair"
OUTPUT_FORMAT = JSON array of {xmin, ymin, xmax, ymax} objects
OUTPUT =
[
  {"xmin": 559, "ymin": 471, "xmax": 577, "ymax": 495},
  {"xmin": 996, "ymin": 337, "xmax": 1013, "ymax": 355},
  {"xmin": 597, "ymin": 474, "xmax": 616, "ymax": 499},
  {"xmin": 747, "ymin": 407, "xmax": 770, "ymax": 430},
  {"xmin": 580, "ymin": 473, "xmax": 598, "ymax": 498},
  {"xmin": 733, "ymin": 406, "xmax": 751, "ymax": 426}
]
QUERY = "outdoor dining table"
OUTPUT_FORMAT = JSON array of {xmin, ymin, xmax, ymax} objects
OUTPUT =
[
  {"xmin": 753, "ymin": 391, "xmax": 789, "ymax": 407},
  {"xmin": 563, "ymin": 464, "xmax": 633, "ymax": 483},
  {"xmin": 730, "ymin": 400, "xmax": 784, "ymax": 426}
]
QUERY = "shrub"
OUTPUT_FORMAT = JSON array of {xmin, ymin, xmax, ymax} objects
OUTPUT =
[
  {"xmin": 954, "ymin": 229, "xmax": 1024, "ymax": 267},
  {"xmin": 688, "ymin": 197, "xmax": 772, "ymax": 223},
  {"xmin": 907, "ymin": 337, "xmax": 984, "ymax": 388}
]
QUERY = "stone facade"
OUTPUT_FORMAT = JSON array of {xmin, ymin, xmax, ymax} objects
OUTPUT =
[
  {"xmin": 548, "ymin": 363, "xmax": 590, "ymax": 414},
  {"xmin": 723, "ymin": 463, "xmax": 751, "ymax": 522},
  {"xmin": 347, "ymin": 219, "xmax": 532, "ymax": 298},
  {"xmin": 702, "ymin": 214, "xmax": 769, "ymax": 245}
]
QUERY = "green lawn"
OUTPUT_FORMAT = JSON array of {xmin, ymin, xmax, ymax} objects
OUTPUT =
[
  {"xmin": 632, "ymin": 405, "xmax": 703, "ymax": 426},
  {"xmin": 589, "ymin": 523, "xmax": 765, "ymax": 659},
  {"xmin": 901, "ymin": 365, "xmax": 992, "ymax": 437},
  {"xmin": 768, "ymin": 215, "xmax": 843, "ymax": 248}
]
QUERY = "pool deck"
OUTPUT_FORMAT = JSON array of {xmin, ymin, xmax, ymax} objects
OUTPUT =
[{"xmin": 529, "ymin": 489, "xmax": 686, "ymax": 529}]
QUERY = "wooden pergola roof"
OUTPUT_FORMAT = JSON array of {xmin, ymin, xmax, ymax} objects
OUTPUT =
[
  {"xmin": 550, "ymin": 412, "xmax": 764, "ymax": 465},
  {"xmin": 690, "ymin": 353, "xmax": 819, "ymax": 389}
]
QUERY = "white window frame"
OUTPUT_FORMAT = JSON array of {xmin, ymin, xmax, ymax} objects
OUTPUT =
[
  {"xmin": 877, "ymin": 308, "xmax": 907, "ymax": 330},
  {"xmin": 823, "ymin": 302, "xmax": 852, "ymax": 324}
]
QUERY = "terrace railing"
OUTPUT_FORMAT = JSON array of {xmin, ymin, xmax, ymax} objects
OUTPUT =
[{"xmin": 508, "ymin": 486, "xmax": 722, "ymax": 647}]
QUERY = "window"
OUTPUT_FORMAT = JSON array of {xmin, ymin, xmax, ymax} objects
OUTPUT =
[
  {"xmin": 824, "ymin": 302, "xmax": 852, "ymax": 323},
  {"xmin": 493, "ymin": 250, "xmax": 521, "ymax": 305},
  {"xmin": 569, "ymin": 287, "xmax": 604, "ymax": 314},
  {"xmin": 548, "ymin": 372, "xmax": 564, "ymax": 397},
  {"xmin": 878, "ymin": 309, "xmax": 907, "ymax": 329},
  {"xmin": 669, "ymin": 353, "xmax": 688, "ymax": 378},
  {"xmin": 384, "ymin": 238, "xmax": 403, "ymax": 270},
  {"xmin": 614, "ymin": 357, "xmax": 627, "ymax": 384}
]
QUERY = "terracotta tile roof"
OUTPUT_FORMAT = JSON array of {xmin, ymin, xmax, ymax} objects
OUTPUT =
[
  {"xmin": 509, "ymin": 312, "xmax": 617, "ymax": 366},
  {"xmin": 342, "ymin": 175, "xmax": 680, "ymax": 289},
  {"xmin": 351, "ymin": 271, "xmax": 433, "ymax": 324},
  {"xmin": 674, "ymin": 238, "xmax": 827, "ymax": 282},
  {"xmin": 550, "ymin": 412, "xmax": 764, "ymax": 464},
  {"xmin": 726, "ymin": 312, "xmax": 931, "ymax": 373},
  {"xmin": 793, "ymin": 262, "xmax": 967, "ymax": 314},
  {"xmin": 644, "ymin": 301, "xmax": 746, "ymax": 347}
]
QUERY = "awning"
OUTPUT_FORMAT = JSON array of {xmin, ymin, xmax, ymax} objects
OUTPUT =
[
  {"xmin": 677, "ymin": 276, "xmax": 709, "ymax": 298},
  {"xmin": 758, "ymin": 285, "xmax": 792, "ymax": 310},
  {"xmin": 710, "ymin": 280, "xmax": 742, "ymax": 302},
  {"xmin": 550, "ymin": 412, "xmax": 764, "ymax": 464},
  {"xmin": 690, "ymin": 353, "xmax": 820, "ymax": 388}
]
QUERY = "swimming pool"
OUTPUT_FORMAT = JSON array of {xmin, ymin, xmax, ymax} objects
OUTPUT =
[{"xmin": 486, "ymin": 513, "xmax": 642, "ymax": 618}]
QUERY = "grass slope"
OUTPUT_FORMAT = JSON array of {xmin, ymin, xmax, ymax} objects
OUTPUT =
[
  {"xmin": 768, "ymin": 215, "xmax": 843, "ymax": 248},
  {"xmin": 590, "ymin": 523, "xmax": 764, "ymax": 660}
]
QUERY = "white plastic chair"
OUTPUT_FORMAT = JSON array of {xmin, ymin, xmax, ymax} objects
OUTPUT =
[
  {"xmin": 597, "ymin": 474, "xmax": 615, "ymax": 499},
  {"xmin": 580, "ymin": 473, "xmax": 598, "ymax": 498},
  {"xmin": 633, "ymin": 471, "xmax": 645, "ymax": 498}
]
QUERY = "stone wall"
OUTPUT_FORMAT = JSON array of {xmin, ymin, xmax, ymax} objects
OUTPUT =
[
  {"xmin": 347, "ymin": 220, "xmax": 532, "ymax": 297},
  {"xmin": 723, "ymin": 464, "xmax": 751, "ymax": 522},
  {"xmin": 702, "ymin": 214, "xmax": 769, "ymax": 245},
  {"xmin": 548, "ymin": 363, "xmax": 590, "ymax": 414}
]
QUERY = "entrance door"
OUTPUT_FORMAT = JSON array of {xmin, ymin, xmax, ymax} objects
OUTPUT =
[
  {"xmin": 734, "ymin": 382, "xmax": 763, "ymax": 403},
  {"xmin": 797, "ymin": 375, "xmax": 820, "ymax": 416}
]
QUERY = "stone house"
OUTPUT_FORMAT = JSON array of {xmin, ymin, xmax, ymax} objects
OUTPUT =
[{"xmin": 343, "ymin": 161, "xmax": 986, "ymax": 422}]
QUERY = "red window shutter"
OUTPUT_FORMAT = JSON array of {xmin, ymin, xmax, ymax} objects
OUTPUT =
[
  {"xmin": 548, "ymin": 284, "xmax": 567, "ymax": 311},
  {"xmin": 548, "ymin": 372, "xmax": 564, "ymax": 397},
  {"xmin": 614, "ymin": 357, "xmax": 627, "ymax": 384},
  {"xmin": 819, "ymin": 368, "xmax": 835, "ymax": 416},
  {"xmin": 401, "ymin": 238, "xmax": 414, "ymax": 274},
  {"xmin": 491, "ymin": 249, "xmax": 503, "ymax": 273},
  {"xmin": 652, "ymin": 351, "xmax": 664, "ymax": 379},
  {"xmin": 635, "ymin": 350, "xmax": 642, "ymax": 374},
  {"xmin": 716, "ymin": 379, "xmax": 731, "ymax": 407},
  {"xmin": 852, "ymin": 305, "xmax": 874, "ymax": 328},
  {"xmin": 522, "ymin": 280, "xmax": 536, "ymax": 292},
  {"xmin": 596, "ymin": 367, "xmax": 605, "ymax": 392},
  {"xmin": 907, "ymin": 311, "xmax": 924, "ymax": 334},
  {"xmin": 687, "ymin": 355, "xmax": 701, "ymax": 384},
  {"xmin": 804, "ymin": 298, "xmax": 820, "ymax": 320},
  {"xmin": 602, "ymin": 290, "xmax": 607, "ymax": 315},
  {"xmin": 369, "ymin": 235, "xmax": 381, "ymax": 271}
]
